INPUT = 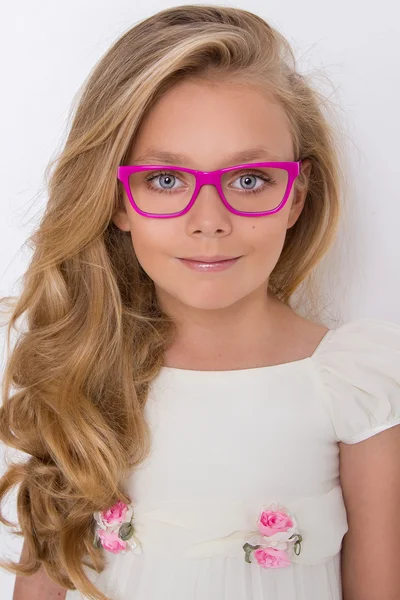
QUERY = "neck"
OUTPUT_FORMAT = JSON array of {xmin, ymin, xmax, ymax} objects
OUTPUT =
[{"xmin": 159, "ymin": 288, "xmax": 294, "ymax": 370}]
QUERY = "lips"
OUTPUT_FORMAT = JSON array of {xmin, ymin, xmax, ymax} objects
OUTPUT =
[
  {"xmin": 188, "ymin": 258, "xmax": 235, "ymax": 263},
  {"xmin": 179, "ymin": 256, "xmax": 241, "ymax": 263},
  {"xmin": 178, "ymin": 256, "xmax": 241, "ymax": 272}
]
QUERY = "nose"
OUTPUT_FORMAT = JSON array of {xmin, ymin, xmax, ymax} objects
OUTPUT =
[{"xmin": 185, "ymin": 183, "xmax": 233, "ymax": 235}]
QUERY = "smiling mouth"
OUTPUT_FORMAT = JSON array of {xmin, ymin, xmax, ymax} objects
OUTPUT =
[{"xmin": 177, "ymin": 256, "xmax": 241, "ymax": 271}]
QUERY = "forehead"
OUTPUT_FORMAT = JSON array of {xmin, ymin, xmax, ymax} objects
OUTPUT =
[{"xmin": 129, "ymin": 79, "xmax": 294, "ymax": 168}]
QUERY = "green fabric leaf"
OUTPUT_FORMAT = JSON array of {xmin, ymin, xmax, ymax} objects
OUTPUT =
[{"xmin": 118, "ymin": 522, "xmax": 134, "ymax": 541}]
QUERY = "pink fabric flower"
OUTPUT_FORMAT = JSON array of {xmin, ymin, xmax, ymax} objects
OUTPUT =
[
  {"xmin": 101, "ymin": 500, "xmax": 128, "ymax": 526},
  {"xmin": 258, "ymin": 508, "xmax": 293, "ymax": 536},
  {"xmin": 253, "ymin": 547, "xmax": 291, "ymax": 568},
  {"xmin": 97, "ymin": 529, "xmax": 128, "ymax": 554}
]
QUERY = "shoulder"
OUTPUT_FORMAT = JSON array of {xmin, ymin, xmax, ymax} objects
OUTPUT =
[
  {"xmin": 314, "ymin": 316, "xmax": 400, "ymax": 367},
  {"xmin": 309, "ymin": 317, "xmax": 400, "ymax": 444}
]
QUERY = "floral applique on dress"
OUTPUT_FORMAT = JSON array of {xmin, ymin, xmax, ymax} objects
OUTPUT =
[
  {"xmin": 93, "ymin": 500, "xmax": 142, "ymax": 555},
  {"xmin": 243, "ymin": 502, "xmax": 303, "ymax": 568}
]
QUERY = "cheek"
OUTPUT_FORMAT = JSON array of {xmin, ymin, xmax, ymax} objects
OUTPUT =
[
  {"xmin": 129, "ymin": 220, "xmax": 176, "ymax": 274},
  {"xmin": 243, "ymin": 220, "xmax": 289, "ymax": 283},
  {"xmin": 250, "ymin": 219, "xmax": 288, "ymax": 258}
]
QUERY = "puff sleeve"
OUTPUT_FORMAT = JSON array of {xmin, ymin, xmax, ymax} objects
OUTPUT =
[{"xmin": 314, "ymin": 318, "xmax": 400, "ymax": 444}]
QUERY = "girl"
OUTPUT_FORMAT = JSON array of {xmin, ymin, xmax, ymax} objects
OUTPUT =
[{"xmin": 1, "ymin": 5, "xmax": 400, "ymax": 600}]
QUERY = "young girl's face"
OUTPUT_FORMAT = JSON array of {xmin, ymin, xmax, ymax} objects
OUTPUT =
[{"xmin": 112, "ymin": 78, "xmax": 310, "ymax": 313}]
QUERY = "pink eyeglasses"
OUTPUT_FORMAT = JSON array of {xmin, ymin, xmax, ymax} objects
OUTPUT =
[{"xmin": 117, "ymin": 161, "xmax": 302, "ymax": 218}]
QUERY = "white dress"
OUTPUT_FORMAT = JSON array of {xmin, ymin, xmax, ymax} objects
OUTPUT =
[{"xmin": 66, "ymin": 317, "xmax": 400, "ymax": 600}]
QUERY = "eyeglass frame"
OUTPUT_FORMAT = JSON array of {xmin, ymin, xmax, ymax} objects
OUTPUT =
[{"xmin": 117, "ymin": 161, "xmax": 302, "ymax": 218}]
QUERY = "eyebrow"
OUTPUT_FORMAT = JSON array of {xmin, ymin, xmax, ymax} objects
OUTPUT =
[{"xmin": 130, "ymin": 146, "xmax": 284, "ymax": 166}]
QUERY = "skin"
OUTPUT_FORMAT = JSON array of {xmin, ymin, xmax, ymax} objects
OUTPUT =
[
  {"xmin": 13, "ymin": 540, "xmax": 66, "ymax": 599},
  {"xmin": 112, "ymin": 78, "xmax": 329, "ymax": 369},
  {"xmin": 339, "ymin": 425, "xmax": 400, "ymax": 600}
]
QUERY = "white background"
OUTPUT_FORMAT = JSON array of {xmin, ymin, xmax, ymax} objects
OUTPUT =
[{"xmin": 1, "ymin": 1, "xmax": 399, "ymax": 597}]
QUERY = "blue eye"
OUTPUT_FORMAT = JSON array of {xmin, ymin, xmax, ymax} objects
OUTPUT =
[
  {"xmin": 229, "ymin": 170, "xmax": 276, "ymax": 195},
  {"xmin": 145, "ymin": 171, "xmax": 186, "ymax": 194}
]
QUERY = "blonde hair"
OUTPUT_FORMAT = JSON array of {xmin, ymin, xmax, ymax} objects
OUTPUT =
[{"xmin": 0, "ymin": 5, "xmax": 344, "ymax": 599}]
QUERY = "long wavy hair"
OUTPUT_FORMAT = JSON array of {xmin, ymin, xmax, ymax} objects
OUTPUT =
[{"xmin": 0, "ymin": 5, "xmax": 345, "ymax": 599}]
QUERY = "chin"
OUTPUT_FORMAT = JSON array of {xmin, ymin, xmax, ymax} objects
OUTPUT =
[
  {"xmin": 155, "ymin": 281, "xmax": 248, "ymax": 312},
  {"xmin": 176, "ymin": 291, "xmax": 246, "ymax": 311}
]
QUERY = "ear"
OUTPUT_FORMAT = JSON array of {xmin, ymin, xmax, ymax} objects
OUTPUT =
[
  {"xmin": 111, "ymin": 202, "xmax": 131, "ymax": 232},
  {"xmin": 286, "ymin": 159, "xmax": 312, "ymax": 229}
]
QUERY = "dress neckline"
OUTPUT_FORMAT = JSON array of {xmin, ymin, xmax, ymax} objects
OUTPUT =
[{"xmin": 159, "ymin": 327, "xmax": 335, "ymax": 375}]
